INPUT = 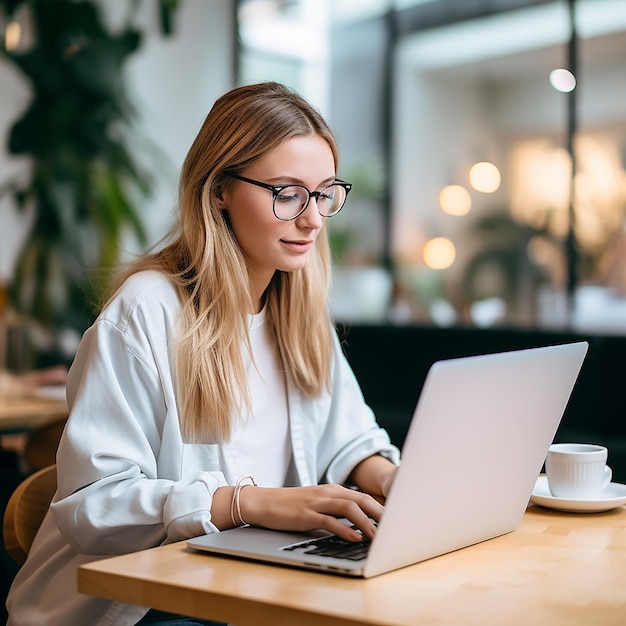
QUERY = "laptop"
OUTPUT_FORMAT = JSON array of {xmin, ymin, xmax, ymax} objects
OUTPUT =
[{"xmin": 188, "ymin": 341, "xmax": 588, "ymax": 578}]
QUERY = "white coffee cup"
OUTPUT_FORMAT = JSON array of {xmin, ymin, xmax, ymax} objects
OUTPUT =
[{"xmin": 545, "ymin": 443, "xmax": 612, "ymax": 499}]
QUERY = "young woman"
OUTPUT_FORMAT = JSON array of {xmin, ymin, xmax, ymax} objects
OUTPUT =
[{"xmin": 6, "ymin": 82, "xmax": 400, "ymax": 625}]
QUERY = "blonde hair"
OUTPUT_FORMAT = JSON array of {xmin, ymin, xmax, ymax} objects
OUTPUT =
[{"xmin": 112, "ymin": 82, "xmax": 337, "ymax": 442}]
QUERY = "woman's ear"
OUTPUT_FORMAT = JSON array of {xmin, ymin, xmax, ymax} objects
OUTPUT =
[{"xmin": 214, "ymin": 184, "xmax": 228, "ymax": 211}]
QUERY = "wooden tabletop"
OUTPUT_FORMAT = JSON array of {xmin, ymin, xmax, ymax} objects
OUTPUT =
[
  {"xmin": 78, "ymin": 503, "xmax": 626, "ymax": 626},
  {"xmin": 0, "ymin": 394, "xmax": 68, "ymax": 431}
]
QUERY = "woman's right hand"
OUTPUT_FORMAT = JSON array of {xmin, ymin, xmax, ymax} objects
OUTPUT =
[{"xmin": 239, "ymin": 484, "xmax": 383, "ymax": 542}]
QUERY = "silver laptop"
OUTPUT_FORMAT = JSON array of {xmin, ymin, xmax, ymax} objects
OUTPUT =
[{"xmin": 188, "ymin": 341, "xmax": 588, "ymax": 578}]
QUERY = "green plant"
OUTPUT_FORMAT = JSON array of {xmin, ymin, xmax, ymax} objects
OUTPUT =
[
  {"xmin": 0, "ymin": 0, "xmax": 179, "ymax": 359},
  {"xmin": 328, "ymin": 156, "xmax": 386, "ymax": 265}
]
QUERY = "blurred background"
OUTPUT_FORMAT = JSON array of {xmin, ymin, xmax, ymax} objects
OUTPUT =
[{"xmin": 1, "ymin": 0, "xmax": 626, "ymax": 370}]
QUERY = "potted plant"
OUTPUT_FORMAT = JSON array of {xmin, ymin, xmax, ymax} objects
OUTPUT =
[{"xmin": 0, "ymin": 0, "xmax": 179, "ymax": 363}]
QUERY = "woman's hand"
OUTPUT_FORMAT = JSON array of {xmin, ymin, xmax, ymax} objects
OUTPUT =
[{"xmin": 239, "ymin": 484, "xmax": 383, "ymax": 542}]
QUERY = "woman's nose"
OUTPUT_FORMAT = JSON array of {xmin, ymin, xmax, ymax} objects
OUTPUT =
[{"xmin": 296, "ymin": 197, "xmax": 325, "ymax": 228}]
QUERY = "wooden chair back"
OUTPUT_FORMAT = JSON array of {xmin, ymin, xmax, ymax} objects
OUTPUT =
[
  {"xmin": 3, "ymin": 464, "xmax": 57, "ymax": 565},
  {"xmin": 23, "ymin": 418, "xmax": 66, "ymax": 470}
]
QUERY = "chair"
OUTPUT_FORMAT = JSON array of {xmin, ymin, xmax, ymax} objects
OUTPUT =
[
  {"xmin": 3, "ymin": 464, "xmax": 57, "ymax": 565},
  {"xmin": 23, "ymin": 418, "xmax": 66, "ymax": 470}
]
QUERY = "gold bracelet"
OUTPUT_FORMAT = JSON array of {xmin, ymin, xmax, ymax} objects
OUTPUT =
[{"xmin": 230, "ymin": 475, "xmax": 257, "ymax": 527}]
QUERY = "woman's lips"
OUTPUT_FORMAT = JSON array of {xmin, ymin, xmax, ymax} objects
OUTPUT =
[{"xmin": 280, "ymin": 239, "xmax": 314, "ymax": 252}]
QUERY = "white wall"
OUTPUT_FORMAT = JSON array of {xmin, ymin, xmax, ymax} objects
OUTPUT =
[
  {"xmin": 0, "ymin": 0, "xmax": 235, "ymax": 283},
  {"xmin": 0, "ymin": 42, "xmax": 33, "ymax": 285},
  {"xmin": 117, "ymin": 0, "xmax": 235, "ymax": 246}
]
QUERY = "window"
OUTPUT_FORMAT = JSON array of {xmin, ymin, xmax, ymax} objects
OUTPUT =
[{"xmin": 236, "ymin": 0, "xmax": 626, "ymax": 332}]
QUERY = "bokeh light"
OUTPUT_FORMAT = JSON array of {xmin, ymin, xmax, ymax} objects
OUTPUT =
[
  {"xmin": 5, "ymin": 21, "xmax": 21, "ymax": 51},
  {"xmin": 422, "ymin": 237, "xmax": 456, "ymax": 270},
  {"xmin": 468, "ymin": 161, "xmax": 501, "ymax": 193},
  {"xmin": 549, "ymin": 68, "xmax": 576, "ymax": 93},
  {"xmin": 438, "ymin": 185, "xmax": 472, "ymax": 216}
]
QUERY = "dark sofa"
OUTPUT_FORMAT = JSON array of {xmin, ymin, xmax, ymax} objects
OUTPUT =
[{"xmin": 338, "ymin": 323, "xmax": 626, "ymax": 483}]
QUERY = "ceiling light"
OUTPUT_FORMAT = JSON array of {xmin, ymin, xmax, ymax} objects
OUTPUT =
[{"xmin": 549, "ymin": 68, "xmax": 576, "ymax": 93}]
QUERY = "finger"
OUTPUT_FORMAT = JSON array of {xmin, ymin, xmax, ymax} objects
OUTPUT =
[
  {"xmin": 337, "ymin": 500, "xmax": 378, "ymax": 541},
  {"xmin": 315, "ymin": 498, "xmax": 378, "ymax": 541},
  {"xmin": 311, "ymin": 513, "xmax": 366, "ymax": 542},
  {"xmin": 351, "ymin": 490, "xmax": 385, "ymax": 522},
  {"xmin": 333, "ymin": 486, "xmax": 385, "ymax": 523},
  {"xmin": 314, "ymin": 486, "xmax": 384, "ymax": 535}
]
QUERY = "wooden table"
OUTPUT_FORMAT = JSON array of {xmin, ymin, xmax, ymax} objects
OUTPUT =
[
  {"xmin": 0, "ymin": 394, "xmax": 68, "ymax": 432},
  {"xmin": 78, "ymin": 503, "xmax": 626, "ymax": 625}
]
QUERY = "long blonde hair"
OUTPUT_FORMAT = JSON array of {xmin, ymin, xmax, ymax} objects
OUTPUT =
[{"xmin": 112, "ymin": 82, "xmax": 337, "ymax": 442}]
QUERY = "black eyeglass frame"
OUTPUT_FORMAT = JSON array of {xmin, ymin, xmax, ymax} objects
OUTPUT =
[{"xmin": 223, "ymin": 171, "xmax": 352, "ymax": 221}]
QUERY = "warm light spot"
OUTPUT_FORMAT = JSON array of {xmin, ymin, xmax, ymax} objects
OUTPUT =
[
  {"xmin": 5, "ymin": 21, "xmax": 21, "ymax": 51},
  {"xmin": 438, "ymin": 185, "xmax": 471, "ymax": 216},
  {"xmin": 422, "ymin": 237, "xmax": 456, "ymax": 270},
  {"xmin": 549, "ymin": 68, "xmax": 576, "ymax": 93},
  {"xmin": 469, "ymin": 161, "xmax": 501, "ymax": 193},
  {"xmin": 509, "ymin": 142, "xmax": 571, "ymax": 237}
]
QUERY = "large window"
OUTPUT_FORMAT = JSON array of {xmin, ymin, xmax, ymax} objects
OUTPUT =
[{"xmin": 236, "ymin": 0, "xmax": 626, "ymax": 332}]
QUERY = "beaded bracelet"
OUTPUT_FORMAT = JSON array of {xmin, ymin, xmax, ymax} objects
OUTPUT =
[{"xmin": 230, "ymin": 475, "xmax": 257, "ymax": 527}]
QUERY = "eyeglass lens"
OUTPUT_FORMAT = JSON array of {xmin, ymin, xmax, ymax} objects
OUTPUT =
[{"xmin": 274, "ymin": 184, "xmax": 346, "ymax": 220}]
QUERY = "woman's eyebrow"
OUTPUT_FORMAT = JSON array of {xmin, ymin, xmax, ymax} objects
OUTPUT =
[{"xmin": 265, "ymin": 175, "xmax": 337, "ymax": 187}]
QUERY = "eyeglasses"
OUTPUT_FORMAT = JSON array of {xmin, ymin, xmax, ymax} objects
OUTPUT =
[{"xmin": 224, "ymin": 172, "xmax": 352, "ymax": 221}]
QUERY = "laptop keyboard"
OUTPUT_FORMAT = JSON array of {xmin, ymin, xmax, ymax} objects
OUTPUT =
[{"xmin": 281, "ymin": 527, "xmax": 371, "ymax": 561}]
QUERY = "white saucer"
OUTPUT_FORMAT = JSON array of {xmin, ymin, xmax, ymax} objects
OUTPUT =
[{"xmin": 530, "ymin": 475, "xmax": 626, "ymax": 513}]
